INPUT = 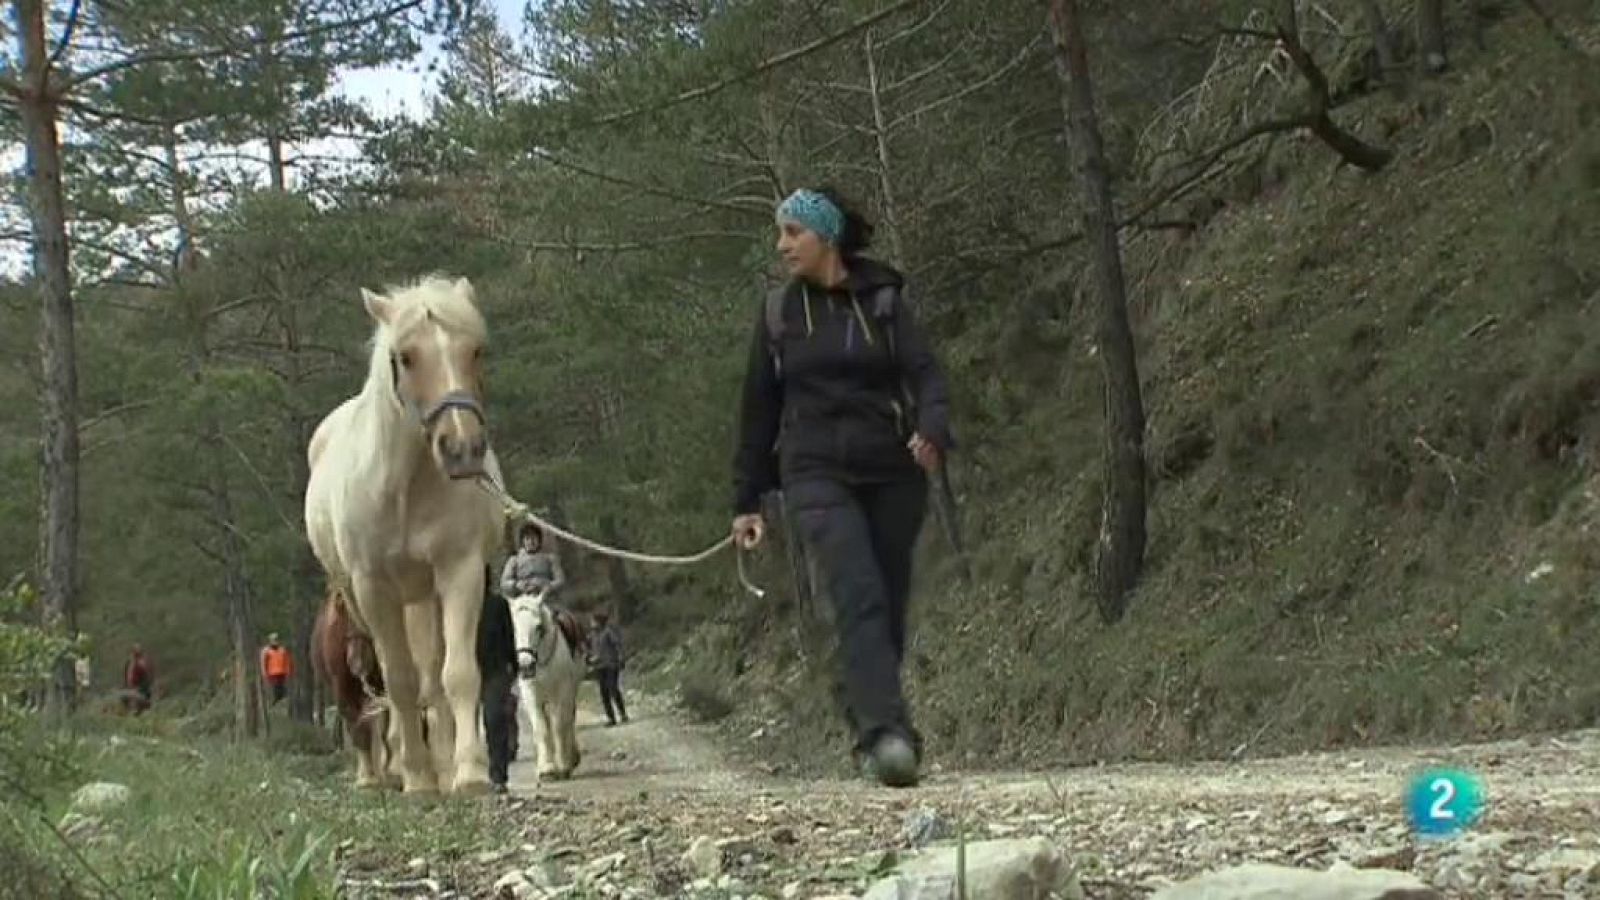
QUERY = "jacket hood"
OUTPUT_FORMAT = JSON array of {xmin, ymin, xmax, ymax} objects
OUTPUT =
[{"xmin": 845, "ymin": 255, "xmax": 905, "ymax": 292}]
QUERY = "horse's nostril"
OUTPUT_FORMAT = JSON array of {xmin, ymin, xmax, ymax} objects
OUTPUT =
[{"xmin": 469, "ymin": 435, "xmax": 487, "ymax": 459}]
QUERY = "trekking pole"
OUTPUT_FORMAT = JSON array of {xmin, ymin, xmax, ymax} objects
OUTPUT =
[{"xmin": 931, "ymin": 464, "xmax": 972, "ymax": 583}]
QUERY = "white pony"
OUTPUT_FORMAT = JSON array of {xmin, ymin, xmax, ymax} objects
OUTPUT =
[
  {"xmin": 509, "ymin": 587, "xmax": 589, "ymax": 781},
  {"xmin": 303, "ymin": 275, "xmax": 505, "ymax": 795}
]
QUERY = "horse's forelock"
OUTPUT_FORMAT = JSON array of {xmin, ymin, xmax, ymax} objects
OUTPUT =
[
  {"xmin": 380, "ymin": 276, "xmax": 487, "ymax": 347},
  {"xmin": 363, "ymin": 277, "xmax": 487, "ymax": 397}
]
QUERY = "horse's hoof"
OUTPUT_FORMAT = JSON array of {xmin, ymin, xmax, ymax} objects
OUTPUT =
[
  {"xmin": 452, "ymin": 777, "xmax": 491, "ymax": 796},
  {"xmin": 355, "ymin": 776, "xmax": 383, "ymax": 791},
  {"xmin": 400, "ymin": 772, "xmax": 439, "ymax": 795}
]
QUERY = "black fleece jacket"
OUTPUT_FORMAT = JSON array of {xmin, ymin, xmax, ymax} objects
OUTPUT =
[{"xmin": 732, "ymin": 257, "xmax": 952, "ymax": 515}]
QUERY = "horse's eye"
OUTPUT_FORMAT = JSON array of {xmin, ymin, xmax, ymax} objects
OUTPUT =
[{"xmin": 398, "ymin": 351, "xmax": 413, "ymax": 369}]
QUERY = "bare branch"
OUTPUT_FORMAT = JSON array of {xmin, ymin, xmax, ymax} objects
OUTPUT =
[
  {"xmin": 65, "ymin": 0, "xmax": 430, "ymax": 89},
  {"xmin": 217, "ymin": 430, "xmax": 304, "ymax": 538},
  {"xmin": 882, "ymin": 42, "xmax": 962, "ymax": 93},
  {"xmin": 60, "ymin": 96, "xmax": 179, "ymax": 129},
  {"xmin": 69, "ymin": 235, "xmax": 173, "ymax": 282},
  {"xmin": 79, "ymin": 400, "xmax": 159, "ymax": 433},
  {"xmin": 526, "ymin": 148, "xmax": 768, "ymax": 218},
  {"xmin": 1275, "ymin": 8, "xmax": 1391, "ymax": 171},
  {"xmin": 879, "ymin": 0, "xmax": 954, "ymax": 47},
  {"xmin": 205, "ymin": 294, "xmax": 272, "ymax": 323},
  {"xmin": 498, "ymin": 230, "xmax": 749, "ymax": 255},
  {"xmin": 588, "ymin": 0, "xmax": 925, "ymax": 127},
  {"xmin": 885, "ymin": 34, "xmax": 1044, "ymax": 130},
  {"xmin": 1122, "ymin": 115, "xmax": 1308, "ymax": 227}
]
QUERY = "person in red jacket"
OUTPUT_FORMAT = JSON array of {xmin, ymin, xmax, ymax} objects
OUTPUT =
[
  {"xmin": 260, "ymin": 633, "xmax": 294, "ymax": 707},
  {"xmin": 123, "ymin": 645, "xmax": 153, "ymax": 714}
]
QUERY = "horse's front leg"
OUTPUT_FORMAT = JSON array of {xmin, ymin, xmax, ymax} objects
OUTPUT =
[
  {"xmin": 556, "ymin": 675, "xmax": 580, "ymax": 776},
  {"xmin": 517, "ymin": 679, "xmax": 547, "ymax": 779},
  {"xmin": 403, "ymin": 602, "xmax": 453, "ymax": 788},
  {"xmin": 435, "ymin": 559, "xmax": 490, "ymax": 795},
  {"xmin": 352, "ymin": 573, "xmax": 434, "ymax": 795},
  {"xmin": 536, "ymin": 688, "xmax": 561, "ymax": 778}
]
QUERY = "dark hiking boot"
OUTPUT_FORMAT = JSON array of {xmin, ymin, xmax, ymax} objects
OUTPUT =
[{"xmin": 862, "ymin": 734, "xmax": 919, "ymax": 788}]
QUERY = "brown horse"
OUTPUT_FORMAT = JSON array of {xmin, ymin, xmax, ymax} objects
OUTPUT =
[{"xmin": 311, "ymin": 584, "xmax": 392, "ymax": 789}]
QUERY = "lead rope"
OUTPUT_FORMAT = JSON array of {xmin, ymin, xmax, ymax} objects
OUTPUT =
[{"xmin": 475, "ymin": 473, "xmax": 766, "ymax": 599}]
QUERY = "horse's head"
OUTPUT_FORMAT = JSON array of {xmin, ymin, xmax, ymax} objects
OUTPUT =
[
  {"xmin": 509, "ymin": 587, "xmax": 552, "ymax": 680},
  {"xmin": 362, "ymin": 275, "xmax": 490, "ymax": 480}
]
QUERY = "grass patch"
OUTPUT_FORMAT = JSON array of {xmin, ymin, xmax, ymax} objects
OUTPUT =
[{"xmin": 4, "ymin": 713, "xmax": 510, "ymax": 899}]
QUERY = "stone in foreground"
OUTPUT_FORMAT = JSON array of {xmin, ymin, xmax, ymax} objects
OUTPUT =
[
  {"xmin": 1150, "ymin": 862, "xmax": 1441, "ymax": 900},
  {"xmin": 861, "ymin": 836, "xmax": 1083, "ymax": 900}
]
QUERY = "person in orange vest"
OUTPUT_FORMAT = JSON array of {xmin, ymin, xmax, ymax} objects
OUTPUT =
[{"xmin": 260, "ymin": 633, "xmax": 294, "ymax": 707}]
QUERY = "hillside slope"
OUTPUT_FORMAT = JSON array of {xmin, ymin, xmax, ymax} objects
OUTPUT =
[{"xmin": 639, "ymin": 10, "xmax": 1600, "ymax": 775}]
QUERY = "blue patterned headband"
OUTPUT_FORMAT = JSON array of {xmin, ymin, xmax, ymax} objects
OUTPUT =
[{"xmin": 776, "ymin": 189, "xmax": 844, "ymax": 246}]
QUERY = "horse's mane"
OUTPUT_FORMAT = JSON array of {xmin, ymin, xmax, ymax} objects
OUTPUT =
[{"xmin": 363, "ymin": 274, "xmax": 489, "ymax": 396}]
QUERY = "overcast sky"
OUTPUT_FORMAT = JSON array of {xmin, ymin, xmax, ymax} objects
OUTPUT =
[
  {"xmin": 335, "ymin": 0, "xmax": 532, "ymax": 121},
  {"xmin": 1, "ymin": 0, "xmax": 535, "ymax": 276}
]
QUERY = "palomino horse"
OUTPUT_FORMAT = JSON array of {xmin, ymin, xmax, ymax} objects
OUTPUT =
[
  {"xmin": 303, "ymin": 275, "xmax": 505, "ymax": 795},
  {"xmin": 509, "ymin": 587, "xmax": 590, "ymax": 781},
  {"xmin": 310, "ymin": 584, "xmax": 392, "ymax": 789}
]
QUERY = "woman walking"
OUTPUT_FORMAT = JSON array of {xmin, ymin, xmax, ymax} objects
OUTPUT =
[{"xmin": 730, "ymin": 186, "xmax": 953, "ymax": 788}]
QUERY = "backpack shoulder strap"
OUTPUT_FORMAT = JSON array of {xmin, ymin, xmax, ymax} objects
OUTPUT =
[
  {"xmin": 872, "ymin": 284, "xmax": 900, "ymax": 365},
  {"xmin": 764, "ymin": 283, "xmax": 790, "ymax": 376},
  {"xmin": 870, "ymin": 283, "xmax": 898, "ymax": 320}
]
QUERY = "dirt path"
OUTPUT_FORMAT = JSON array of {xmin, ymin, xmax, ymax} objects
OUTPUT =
[
  {"xmin": 507, "ymin": 689, "xmax": 757, "ymax": 798},
  {"xmin": 479, "ymin": 685, "xmax": 1600, "ymax": 898}
]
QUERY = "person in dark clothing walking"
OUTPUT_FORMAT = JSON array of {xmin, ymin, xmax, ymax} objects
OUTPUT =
[
  {"xmin": 590, "ymin": 611, "xmax": 628, "ymax": 726},
  {"xmin": 477, "ymin": 567, "xmax": 518, "ymax": 793},
  {"xmin": 730, "ymin": 186, "xmax": 953, "ymax": 789}
]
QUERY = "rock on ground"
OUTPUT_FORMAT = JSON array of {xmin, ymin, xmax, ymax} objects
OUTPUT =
[
  {"xmin": 68, "ymin": 781, "xmax": 131, "ymax": 815},
  {"xmin": 1150, "ymin": 861, "xmax": 1440, "ymax": 899},
  {"xmin": 861, "ymin": 837, "xmax": 1084, "ymax": 900}
]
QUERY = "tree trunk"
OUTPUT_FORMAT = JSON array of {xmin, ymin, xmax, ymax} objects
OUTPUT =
[
  {"xmin": 597, "ymin": 513, "xmax": 635, "ymax": 620},
  {"xmin": 863, "ymin": 31, "xmax": 906, "ymax": 264},
  {"xmin": 268, "ymin": 132, "xmax": 288, "ymax": 192},
  {"xmin": 276, "ymin": 278, "xmax": 318, "ymax": 724},
  {"xmin": 16, "ymin": 0, "xmax": 82, "ymax": 712},
  {"xmin": 1356, "ymin": 0, "xmax": 1399, "ymax": 79},
  {"xmin": 543, "ymin": 497, "xmax": 581, "ymax": 586},
  {"xmin": 756, "ymin": 79, "xmax": 790, "ymax": 199},
  {"xmin": 165, "ymin": 128, "xmax": 198, "ymax": 275},
  {"xmin": 1275, "ymin": 1, "xmax": 1392, "ymax": 171},
  {"xmin": 1417, "ymin": 0, "xmax": 1447, "ymax": 73},
  {"xmin": 1046, "ymin": 0, "xmax": 1147, "ymax": 624},
  {"xmin": 204, "ymin": 419, "xmax": 260, "ymax": 740}
]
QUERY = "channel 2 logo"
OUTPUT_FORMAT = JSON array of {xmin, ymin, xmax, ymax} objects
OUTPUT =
[{"xmin": 1405, "ymin": 768, "xmax": 1484, "ymax": 838}]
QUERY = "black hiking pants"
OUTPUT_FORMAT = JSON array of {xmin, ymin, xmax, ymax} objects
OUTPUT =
[
  {"xmin": 786, "ymin": 476, "xmax": 928, "ymax": 759},
  {"xmin": 597, "ymin": 667, "xmax": 628, "ymax": 724},
  {"xmin": 481, "ymin": 669, "xmax": 516, "ymax": 786}
]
